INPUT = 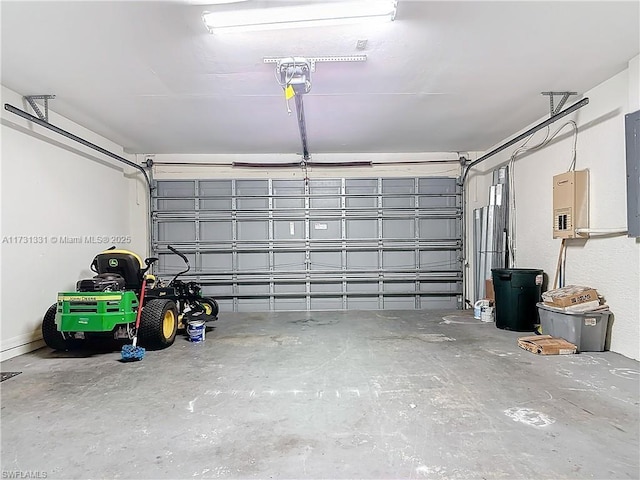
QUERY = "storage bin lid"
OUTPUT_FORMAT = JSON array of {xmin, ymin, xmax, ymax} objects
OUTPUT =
[{"xmin": 537, "ymin": 302, "xmax": 611, "ymax": 317}]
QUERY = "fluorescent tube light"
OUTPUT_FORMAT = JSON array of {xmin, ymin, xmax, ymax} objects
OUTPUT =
[
  {"xmin": 202, "ymin": 0, "xmax": 398, "ymax": 33},
  {"xmin": 187, "ymin": 0, "xmax": 248, "ymax": 5}
]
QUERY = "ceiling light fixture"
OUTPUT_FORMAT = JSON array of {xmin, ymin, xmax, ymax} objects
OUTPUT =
[
  {"xmin": 187, "ymin": 0, "xmax": 248, "ymax": 5},
  {"xmin": 202, "ymin": 0, "xmax": 398, "ymax": 33}
]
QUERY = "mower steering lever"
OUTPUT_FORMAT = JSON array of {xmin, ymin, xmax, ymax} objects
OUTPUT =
[
  {"xmin": 168, "ymin": 245, "xmax": 188, "ymax": 264},
  {"xmin": 167, "ymin": 245, "xmax": 191, "ymax": 284},
  {"xmin": 141, "ymin": 257, "xmax": 158, "ymax": 275}
]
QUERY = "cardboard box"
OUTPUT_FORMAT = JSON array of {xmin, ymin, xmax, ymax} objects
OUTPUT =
[
  {"xmin": 541, "ymin": 285, "xmax": 598, "ymax": 307},
  {"xmin": 485, "ymin": 279, "xmax": 495, "ymax": 302},
  {"xmin": 546, "ymin": 300, "xmax": 601, "ymax": 313},
  {"xmin": 517, "ymin": 335, "xmax": 577, "ymax": 355}
]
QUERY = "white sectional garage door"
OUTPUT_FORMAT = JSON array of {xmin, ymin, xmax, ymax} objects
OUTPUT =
[{"xmin": 152, "ymin": 177, "xmax": 462, "ymax": 312}]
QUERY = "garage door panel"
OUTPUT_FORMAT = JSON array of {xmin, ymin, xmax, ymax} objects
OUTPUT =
[
  {"xmin": 238, "ymin": 221, "xmax": 268, "ymax": 241},
  {"xmin": 418, "ymin": 180, "xmax": 460, "ymax": 210},
  {"xmin": 155, "ymin": 181, "xmax": 196, "ymax": 211},
  {"xmin": 419, "ymin": 250, "xmax": 458, "ymax": 270},
  {"xmin": 382, "ymin": 219, "xmax": 414, "ymax": 239},
  {"xmin": 274, "ymin": 252, "xmax": 305, "ymax": 271},
  {"xmin": 200, "ymin": 221, "xmax": 232, "ymax": 242},
  {"xmin": 419, "ymin": 219, "xmax": 460, "ymax": 239},
  {"xmin": 201, "ymin": 198, "xmax": 232, "ymax": 211},
  {"xmin": 158, "ymin": 252, "xmax": 196, "ymax": 273},
  {"xmin": 383, "ymin": 281, "xmax": 414, "ymax": 293},
  {"xmin": 273, "ymin": 180, "xmax": 305, "ymax": 212},
  {"xmin": 346, "ymin": 219, "xmax": 377, "ymax": 239},
  {"xmin": 346, "ymin": 179, "xmax": 377, "ymax": 210},
  {"xmin": 383, "ymin": 251, "xmax": 414, "ymax": 269},
  {"xmin": 153, "ymin": 176, "xmax": 462, "ymax": 312},
  {"xmin": 157, "ymin": 222, "xmax": 196, "ymax": 242},
  {"xmin": 310, "ymin": 219, "xmax": 340, "ymax": 239},
  {"xmin": 237, "ymin": 252, "xmax": 268, "ymax": 270},
  {"xmin": 275, "ymin": 283, "xmax": 305, "ymax": 293},
  {"xmin": 382, "ymin": 178, "xmax": 414, "ymax": 208},
  {"xmin": 274, "ymin": 197, "xmax": 304, "ymax": 212},
  {"xmin": 311, "ymin": 197, "xmax": 341, "ymax": 210},
  {"xmin": 421, "ymin": 297, "xmax": 458, "ymax": 309},
  {"xmin": 347, "ymin": 251, "xmax": 378, "ymax": 270},
  {"xmin": 309, "ymin": 180, "xmax": 341, "ymax": 210},
  {"xmin": 157, "ymin": 199, "xmax": 195, "ymax": 211},
  {"xmin": 274, "ymin": 298, "xmax": 307, "ymax": 311},
  {"xmin": 215, "ymin": 299, "xmax": 235, "ymax": 312},
  {"xmin": 237, "ymin": 299, "xmax": 270, "ymax": 312},
  {"xmin": 201, "ymin": 252, "xmax": 232, "ymax": 272},
  {"xmin": 310, "ymin": 252, "xmax": 341, "ymax": 271},
  {"xmin": 310, "ymin": 297, "xmax": 342, "ymax": 310},
  {"xmin": 383, "ymin": 297, "xmax": 415, "ymax": 309},
  {"xmin": 347, "ymin": 298, "xmax": 378, "ymax": 309},
  {"xmin": 274, "ymin": 220, "xmax": 304, "ymax": 240},
  {"xmin": 418, "ymin": 196, "xmax": 457, "ymax": 208},
  {"xmin": 157, "ymin": 181, "xmax": 195, "ymax": 197},
  {"xmin": 200, "ymin": 180, "xmax": 233, "ymax": 210},
  {"xmin": 237, "ymin": 180, "xmax": 269, "ymax": 210},
  {"xmin": 346, "ymin": 282, "xmax": 378, "ymax": 293},
  {"xmin": 311, "ymin": 283, "xmax": 342, "ymax": 293},
  {"xmin": 238, "ymin": 283, "xmax": 269, "ymax": 295},
  {"xmin": 203, "ymin": 285, "xmax": 234, "ymax": 297},
  {"xmin": 421, "ymin": 281, "xmax": 461, "ymax": 293}
]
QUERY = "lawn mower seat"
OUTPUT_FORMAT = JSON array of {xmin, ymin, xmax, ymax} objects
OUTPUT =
[{"xmin": 91, "ymin": 249, "xmax": 146, "ymax": 291}]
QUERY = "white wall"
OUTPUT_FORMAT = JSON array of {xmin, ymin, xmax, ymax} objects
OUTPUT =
[
  {"xmin": 466, "ymin": 57, "xmax": 640, "ymax": 360},
  {"xmin": 0, "ymin": 86, "xmax": 148, "ymax": 360}
]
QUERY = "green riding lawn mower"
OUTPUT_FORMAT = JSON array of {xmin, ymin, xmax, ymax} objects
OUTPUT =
[{"xmin": 42, "ymin": 245, "xmax": 218, "ymax": 351}]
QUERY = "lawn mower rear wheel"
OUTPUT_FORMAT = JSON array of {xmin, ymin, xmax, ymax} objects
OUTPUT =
[{"xmin": 138, "ymin": 299, "xmax": 178, "ymax": 350}]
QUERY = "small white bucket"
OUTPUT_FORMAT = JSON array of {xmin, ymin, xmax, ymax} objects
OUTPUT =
[
  {"xmin": 474, "ymin": 299, "xmax": 490, "ymax": 319},
  {"xmin": 481, "ymin": 305, "xmax": 494, "ymax": 323},
  {"xmin": 187, "ymin": 319, "xmax": 206, "ymax": 342}
]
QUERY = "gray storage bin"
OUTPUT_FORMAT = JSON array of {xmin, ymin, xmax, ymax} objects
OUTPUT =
[{"xmin": 537, "ymin": 302, "xmax": 611, "ymax": 352}]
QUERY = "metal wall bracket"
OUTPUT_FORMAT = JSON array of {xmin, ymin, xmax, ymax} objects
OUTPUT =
[
  {"xmin": 24, "ymin": 95, "xmax": 56, "ymax": 122},
  {"xmin": 264, "ymin": 55, "xmax": 367, "ymax": 72},
  {"xmin": 541, "ymin": 91, "xmax": 577, "ymax": 117}
]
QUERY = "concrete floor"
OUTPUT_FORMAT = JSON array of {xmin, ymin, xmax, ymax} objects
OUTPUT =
[{"xmin": 1, "ymin": 310, "xmax": 639, "ymax": 479}]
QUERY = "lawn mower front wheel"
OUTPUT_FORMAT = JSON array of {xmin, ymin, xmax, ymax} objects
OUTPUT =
[
  {"xmin": 200, "ymin": 297, "xmax": 219, "ymax": 318},
  {"xmin": 41, "ymin": 304, "xmax": 83, "ymax": 351},
  {"xmin": 138, "ymin": 299, "xmax": 178, "ymax": 350}
]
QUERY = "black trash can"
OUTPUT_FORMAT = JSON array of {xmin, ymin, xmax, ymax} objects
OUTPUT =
[{"xmin": 491, "ymin": 268, "xmax": 543, "ymax": 331}]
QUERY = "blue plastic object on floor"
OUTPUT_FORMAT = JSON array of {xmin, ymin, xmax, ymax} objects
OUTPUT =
[{"xmin": 121, "ymin": 345, "xmax": 145, "ymax": 362}]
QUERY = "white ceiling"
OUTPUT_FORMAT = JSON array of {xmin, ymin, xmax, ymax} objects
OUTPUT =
[{"xmin": 1, "ymin": 1, "xmax": 638, "ymax": 157}]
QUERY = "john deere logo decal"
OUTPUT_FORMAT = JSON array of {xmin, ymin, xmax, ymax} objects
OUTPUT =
[{"xmin": 109, "ymin": 259, "xmax": 118, "ymax": 267}]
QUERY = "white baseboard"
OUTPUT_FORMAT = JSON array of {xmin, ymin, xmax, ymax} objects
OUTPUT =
[{"xmin": 1, "ymin": 333, "xmax": 45, "ymax": 362}]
